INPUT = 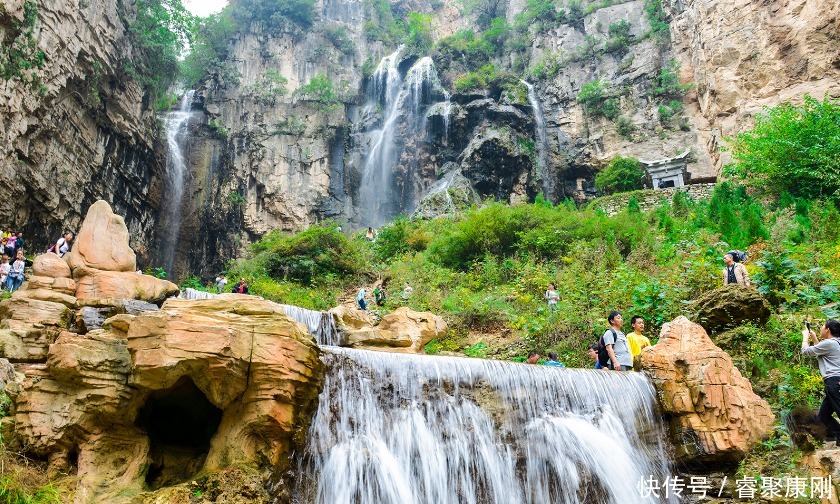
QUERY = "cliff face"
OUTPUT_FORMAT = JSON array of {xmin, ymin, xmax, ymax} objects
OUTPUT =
[
  {"xmin": 2, "ymin": 0, "xmax": 838, "ymax": 278},
  {"xmin": 0, "ymin": 0, "xmax": 163, "ymax": 260}
]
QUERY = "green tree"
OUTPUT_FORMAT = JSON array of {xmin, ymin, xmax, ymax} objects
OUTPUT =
[
  {"xmin": 725, "ymin": 95, "xmax": 840, "ymax": 201},
  {"xmin": 296, "ymin": 74, "xmax": 343, "ymax": 111},
  {"xmin": 595, "ymin": 156, "xmax": 645, "ymax": 194},
  {"xmin": 127, "ymin": 0, "xmax": 194, "ymax": 101},
  {"xmin": 180, "ymin": 11, "xmax": 240, "ymax": 87},
  {"xmin": 0, "ymin": 1, "xmax": 46, "ymax": 92},
  {"xmin": 577, "ymin": 79, "xmax": 620, "ymax": 120},
  {"xmin": 230, "ymin": 0, "xmax": 317, "ymax": 31},
  {"xmin": 404, "ymin": 12, "xmax": 434, "ymax": 55}
]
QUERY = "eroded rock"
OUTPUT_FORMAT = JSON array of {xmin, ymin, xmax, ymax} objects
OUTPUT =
[
  {"xmin": 10, "ymin": 295, "xmax": 324, "ymax": 502},
  {"xmin": 332, "ymin": 305, "xmax": 448, "ymax": 354},
  {"xmin": 66, "ymin": 200, "xmax": 137, "ymax": 273},
  {"xmin": 694, "ymin": 284, "xmax": 772, "ymax": 333},
  {"xmin": 640, "ymin": 316, "xmax": 774, "ymax": 467}
]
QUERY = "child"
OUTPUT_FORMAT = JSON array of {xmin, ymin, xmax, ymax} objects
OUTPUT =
[{"xmin": 6, "ymin": 250, "xmax": 25, "ymax": 292}]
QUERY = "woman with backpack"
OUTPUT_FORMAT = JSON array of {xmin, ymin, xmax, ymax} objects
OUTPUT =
[
  {"xmin": 49, "ymin": 231, "xmax": 75, "ymax": 258},
  {"xmin": 5, "ymin": 250, "xmax": 25, "ymax": 292}
]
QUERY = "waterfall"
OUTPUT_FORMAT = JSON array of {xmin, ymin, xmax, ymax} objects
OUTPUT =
[
  {"xmin": 359, "ymin": 51, "xmax": 448, "ymax": 227},
  {"xmin": 295, "ymin": 347, "xmax": 676, "ymax": 504},
  {"xmin": 277, "ymin": 304, "xmax": 340, "ymax": 346},
  {"xmin": 162, "ymin": 90, "xmax": 196, "ymax": 274},
  {"xmin": 522, "ymin": 81, "xmax": 551, "ymax": 200}
]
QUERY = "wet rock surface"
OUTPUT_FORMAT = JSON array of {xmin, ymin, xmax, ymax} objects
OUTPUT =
[{"xmin": 694, "ymin": 284, "xmax": 773, "ymax": 333}]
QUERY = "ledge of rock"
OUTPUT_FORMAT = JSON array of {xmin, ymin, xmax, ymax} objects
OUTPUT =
[
  {"xmin": 640, "ymin": 316, "xmax": 774, "ymax": 468},
  {"xmin": 6, "ymin": 295, "xmax": 324, "ymax": 502},
  {"xmin": 693, "ymin": 284, "xmax": 772, "ymax": 334},
  {"xmin": 330, "ymin": 305, "xmax": 447, "ymax": 353}
]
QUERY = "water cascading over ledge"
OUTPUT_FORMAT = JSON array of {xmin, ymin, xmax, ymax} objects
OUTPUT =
[
  {"xmin": 292, "ymin": 347, "xmax": 677, "ymax": 504},
  {"xmin": 162, "ymin": 90, "xmax": 196, "ymax": 275}
]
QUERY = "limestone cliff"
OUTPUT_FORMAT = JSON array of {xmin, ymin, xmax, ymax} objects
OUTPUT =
[{"xmin": 0, "ymin": 0, "xmax": 163, "ymax": 260}]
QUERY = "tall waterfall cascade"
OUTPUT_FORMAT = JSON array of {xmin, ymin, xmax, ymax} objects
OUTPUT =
[
  {"xmin": 358, "ymin": 49, "xmax": 450, "ymax": 227},
  {"xmin": 522, "ymin": 81, "xmax": 551, "ymax": 200},
  {"xmin": 295, "ymin": 347, "xmax": 676, "ymax": 504},
  {"xmin": 162, "ymin": 90, "xmax": 196, "ymax": 274}
]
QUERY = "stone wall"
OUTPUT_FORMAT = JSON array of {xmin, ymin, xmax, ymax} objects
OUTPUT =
[{"xmin": 592, "ymin": 182, "xmax": 717, "ymax": 216}]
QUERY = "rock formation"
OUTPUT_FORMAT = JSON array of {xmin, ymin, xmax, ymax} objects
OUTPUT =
[
  {"xmin": 330, "ymin": 305, "xmax": 448, "ymax": 353},
  {"xmin": 7, "ymin": 295, "xmax": 324, "ymax": 502},
  {"xmin": 640, "ymin": 316, "xmax": 774, "ymax": 467},
  {"xmin": 693, "ymin": 284, "xmax": 773, "ymax": 333}
]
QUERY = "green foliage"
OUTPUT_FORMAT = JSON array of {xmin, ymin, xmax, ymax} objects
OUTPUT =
[
  {"xmin": 322, "ymin": 25, "xmax": 355, "ymax": 56},
  {"xmin": 615, "ymin": 116, "xmax": 637, "ymax": 140},
  {"xmin": 706, "ymin": 181, "xmax": 769, "ymax": 249},
  {"xmin": 651, "ymin": 60, "xmax": 690, "ymax": 100},
  {"xmin": 230, "ymin": 0, "xmax": 316, "ymax": 31},
  {"xmin": 254, "ymin": 224, "xmax": 363, "ymax": 286},
  {"xmin": 595, "ymin": 156, "xmax": 645, "ymax": 194},
  {"xmin": 0, "ymin": 476, "xmax": 61, "ymax": 504},
  {"xmin": 296, "ymin": 74, "xmax": 344, "ymax": 111},
  {"xmin": 643, "ymin": 0, "xmax": 669, "ymax": 44},
  {"xmin": 604, "ymin": 19, "xmax": 632, "ymax": 55},
  {"xmin": 0, "ymin": 1, "xmax": 46, "ymax": 93},
  {"xmin": 725, "ymin": 95, "xmax": 840, "ymax": 202},
  {"xmin": 243, "ymin": 69, "xmax": 288, "ymax": 104},
  {"xmin": 372, "ymin": 217, "xmax": 430, "ymax": 262},
  {"xmin": 404, "ymin": 12, "xmax": 434, "ymax": 55},
  {"xmin": 208, "ymin": 117, "xmax": 230, "ymax": 138},
  {"xmin": 143, "ymin": 267, "xmax": 168, "ymax": 279},
  {"xmin": 179, "ymin": 275, "xmax": 211, "ymax": 291},
  {"xmin": 126, "ymin": 0, "xmax": 193, "ymax": 102},
  {"xmin": 577, "ymin": 79, "xmax": 620, "ymax": 120},
  {"xmin": 271, "ymin": 115, "xmax": 307, "ymax": 136},
  {"xmin": 180, "ymin": 11, "xmax": 240, "ymax": 88},
  {"xmin": 362, "ymin": 0, "xmax": 406, "ymax": 46}
]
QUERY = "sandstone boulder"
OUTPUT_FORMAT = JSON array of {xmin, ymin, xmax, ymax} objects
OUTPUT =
[
  {"xmin": 31, "ymin": 252, "xmax": 71, "ymax": 279},
  {"xmin": 332, "ymin": 305, "xmax": 447, "ymax": 354},
  {"xmin": 74, "ymin": 269, "xmax": 179, "ymax": 304},
  {"xmin": 10, "ymin": 295, "xmax": 324, "ymax": 502},
  {"xmin": 693, "ymin": 284, "xmax": 772, "ymax": 333},
  {"xmin": 66, "ymin": 200, "xmax": 137, "ymax": 273},
  {"xmin": 640, "ymin": 316, "xmax": 774, "ymax": 467},
  {"xmin": 0, "ymin": 297, "xmax": 73, "ymax": 362}
]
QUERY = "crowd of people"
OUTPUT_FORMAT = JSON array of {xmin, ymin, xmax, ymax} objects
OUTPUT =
[{"xmin": 0, "ymin": 229, "xmax": 75, "ymax": 293}]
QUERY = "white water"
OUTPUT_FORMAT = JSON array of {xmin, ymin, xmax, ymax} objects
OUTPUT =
[
  {"xmin": 359, "ymin": 51, "xmax": 449, "ymax": 226},
  {"xmin": 522, "ymin": 81, "xmax": 551, "ymax": 200},
  {"xmin": 296, "ymin": 347, "xmax": 676, "ymax": 504},
  {"xmin": 163, "ymin": 90, "xmax": 196, "ymax": 274}
]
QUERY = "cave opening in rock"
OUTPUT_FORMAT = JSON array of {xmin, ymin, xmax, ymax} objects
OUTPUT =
[{"xmin": 136, "ymin": 377, "xmax": 223, "ymax": 489}]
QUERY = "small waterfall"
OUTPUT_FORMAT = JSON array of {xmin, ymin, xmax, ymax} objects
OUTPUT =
[
  {"xmin": 295, "ymin": 347, "xmax": 676, "ymax": 504},
  {"xmin": 163, "ymin": 90, "xmax": 196, "ymax": 274},
  {"xmin": 277, "ymin": 304, "xmax": 340, "ymax": 346},
  {"xmin": 359, "ymin": 51, "xmax": 448, "ymax": 227},
  {"xmin": 522, "ymin": 81, "xmax": 551, "ymax": 200}
]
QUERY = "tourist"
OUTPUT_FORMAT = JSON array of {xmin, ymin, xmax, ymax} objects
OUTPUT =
[
  {"xmin": 722, "ymin": 252, "xmax": 750, "ymax": 287},
  {"xmin": 627, "ymin": 316, "xmax": 651, "ymax": 367},
  {"xmin": 545, "ymin": 283, "xmax": 559, "ymax": 313},
  {"xmin": 365, "ymin": 227, "xmax": 375, "ymax": 241},
  {"xmin": 4, "ymin": 233, "xmax": 16, "ymax": 257},
  {"xmin": 215, "ymin": 273, "xmax": 228, "ymax": 294},
  {"xmin": 588, "ymin": 344, "xmax": 602, "ymax": 369},
  {"xmin": 13, "ymin": 232, "xmax": 24, "ymax": 256},
  {"xmin": 802, "ymin": 320, "xmax": 840, "ymax": 441},
  {"xmin": 544, "ymin": 351, "xmax": 565, "ymax": 367},
  {"xmin": 401, "ymin": 282, "xmax": 414, "ymax": 301},
  {"xmin": 232, "ymin": 278, "xmax": 249, "ymax": 294},
  {"xmin": 0, "ymin": 254, "xmax": 9, "ymax": 289},
  {"xmin": 50, "ymin": 231, "xmax": 74, "ymax": 258},
  {"xmin": 374, "ymin": 285, "xmax": 386, "ymax": 306},
  {"xmin": 5, "ymin": 250, "xmax": 25, "ymax": 292},
  {"xmin": 526, "ymin": 350, "xmax": 540, "ymax": 364},
  {"xmin": 602, "ymin": 311, "xmax": 632, "ymax": 371},
  {"xmin": 357, "ymin": 287, "xmax": 367, "ymax": 310},
  {"xmin": 2, "ymin": 227, "xmax": 12, "ymax": 240}
]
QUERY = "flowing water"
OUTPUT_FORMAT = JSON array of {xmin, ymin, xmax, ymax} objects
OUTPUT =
[
  {"xmin": 522, "ymin": 81, "xmax": 551, "ymax": 200},
  {"xmin": 294, "ymin": 347, "xmax": 676, "ymax": 504},
  {"xmin": 359, "ymin": 50, "xmax": 449, "ymax": 227},
  {"xmin": 162, "ymin": 90, "xmax": 196, "ymax": 274}
]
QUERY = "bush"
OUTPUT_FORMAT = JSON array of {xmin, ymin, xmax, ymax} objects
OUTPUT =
[
  {"xmin": 604, "ymin": 19, "xmax": 631, "ymax": 54},
  {"xmin": 180, "ymin": 11, "xmax": 240, "ymax": 88},
  {"xmin": 0, "ymin": 1, "xmax": 46, "ymax": 93},
  {"xmin": 404, "ymin": 12, "xmax": 434, "ymax": 55},
  {"xmin": 594, "ymin": 156, "xmax": 645, "ymax": 194},
  {"xmin": 577, "ymin": 79, "xmax": 620, "ymax": 120},
  {"xmin": 259, "ymin": 224, "xmax": 362, "ymax": 285},
  {"xmin": 322, "ymin": 25, "xmax": 355, "ymax": 55},
  {"xmin": 296, "ymin": 74, "xmax": 344, "ymax": 111},
  {"xmin": 616, "ymin": 116, "xmax": 637, "ymax": 140},
  {"xmin": 725, "ymin": 95, "xmax": 840, "ymax": 202},
  {"xmin": 230, "ymin": 0, "xmax": 316, "ymax": 31},
  {"xmin": 643, "ymin": 0, "xmax": 669, "ymax": 44}
]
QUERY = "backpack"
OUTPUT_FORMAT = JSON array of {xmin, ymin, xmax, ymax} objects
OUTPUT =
[
  {"xmin": 597, "ymin": 329, "xmax": 618, "ymax": 367},
  {"xmin": 728, "ymin": 250, "xmax": 747, "ymax": 263}
]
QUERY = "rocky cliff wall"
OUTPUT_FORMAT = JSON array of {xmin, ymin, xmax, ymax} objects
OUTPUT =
[{"xmin": 0, "ymin": 0, "xmax": 163, "ymax": 260}]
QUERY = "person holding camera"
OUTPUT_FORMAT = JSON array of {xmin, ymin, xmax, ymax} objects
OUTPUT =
[{"xmin": 802, "ymin": 320, "xmax": 840, "ymax": 441}]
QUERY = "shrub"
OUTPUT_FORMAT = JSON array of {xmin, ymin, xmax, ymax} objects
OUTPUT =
[
  {"xmin": 180, "ymin": 11, "xmax": 240, "ymax": 88},
  {"xmin": 725, "ymin": 95, "xmax": 840, "ymax": 202},
  {"xmin": 322, "ymin": 25, "xmax": 355, "ymax": 55},
  {"xmin": 261, "ymin": 224, "xmax": 362, "ymax": 285},
  {"xmin": 296, "ymin": 74, "xmax": 344, "ymax": 111},
  {"xmin": 577, "ymin": 79, "xmax": 620, "ymax": 120},
  {"xmin": 404, "ymin": 12, "xmax": 434, "ymax": 55},
  {"xmin": 243, "ymin": 70, "xmax": 288, "ymax": 104},
  {"xmin": 595, "ymin": 156, "xmax": 645, "ymax": 194},
  {"xmin": 643, "ymin": 0, "xmax": 669, "ymax": 44},
  {"xmin": 616, "ymin": 116, "xmax": 637, "ymax": 140},
  {"xmin": 0, "ymin": 1, "xmax": 46, "ymax": 92},
  {"xmin": 604, "ymin": 19, "xmax": 631, "ymax": 54},
  {"xmin": 230, "ymin": 0, "xmax": 316, "ymax": 31}
]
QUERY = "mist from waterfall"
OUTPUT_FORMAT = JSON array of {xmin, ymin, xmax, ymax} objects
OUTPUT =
[
  {"xmin": 522, "ymin": 81, "xmax": 551, "ymax": 200},
  {"xmin": 359, "ymin": 49, "xmax": 449, "ymax": 227},
  {"xmin": 162, "ymin": 90, "xmax": 195, "ymax": 275},
  {"xmin": 296, "ymin": 347, "xmax": 677, "ymax": 504}
]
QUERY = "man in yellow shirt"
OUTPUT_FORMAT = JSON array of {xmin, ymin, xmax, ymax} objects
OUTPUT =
[{"xmin": 628, "ymin": 316, "xmax": 651, "ymax": 368}]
